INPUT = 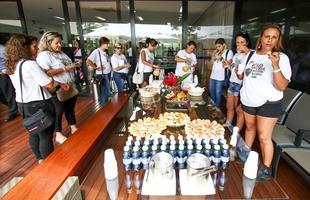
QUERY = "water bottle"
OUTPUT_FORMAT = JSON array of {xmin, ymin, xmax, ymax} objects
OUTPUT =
[
  {"xmin": 132, "ymin": 146, "xmax": 140, "ymax": 159},
  {"xmin": 141, "ymin": 145, "xmax": 150, "ymax": 170},
  {"xmin": 170, "ymin": 139, "xmax": 176, "ymax": 146},
  {"xmin": 187, "ymin": 144, "xmax": 194, "ymax": 157},
  {"xmin": 212, "ymin": 144, "xmax": 221, "ymax": 169},
  {"xmin": 194, "ymin": 138, "xmax": 202, "ymax": 146},
  {"xmin": 196, "ymin": 144, "xmax": 203, "ymax": 154},
  {"xmin": 221, "ymin": 144, "xmax": 230, "ymax": 169},
  {"xmin": 144, "ymin": 140, "xmax": 150, "ymax": 147},
  {"xmin": 149, "ymin": 74, "xmax": 154, "ymax": 84},
  {"xmin": 122, "ymin": 146, "xmax": 132, "ymax": 171},
  {"xmin": 134, "ymin": 140, "xmax": 141, "ymax": 147},
  {"xmin": 177, "ymin": 135, "xmax": 183, "ymax": 141},
  {"xmin": 177, "ymin": 144, "xmax": 186, "ymax": 169},
  {"xmin": 219, "ymin": 139, "xmax": 227, "ymax": 146},
  {"xmin": 203, "ymin": 143, "xmax": 211, "ymax": 157},
  {"xmin": 210, "ymin": 137, "xmax": 219, "ymax": 148},
  {"xmin": 186, "ymin": 139, "xmax": 193, "ymax": 146},
  {"xmin": 169, "ymin": 135, "xmax": 175, "ymax": 141},
  {"xmin": 230, "ymin": 126, "xmax": 239, "ymax": 161},
  {"xmin": 178, "ymin": 139, "xmax": 185, "ymax": 146},
  {"xmin": 169, "ymin": 144, "xmax": 176, "ymax": 157},
  {"xmin": 126, "ymin": 140, "xmax": 133, "ymax": 147},
  {"xmin": 219, "ymin": 171, "xmax": 226, "ymax": 191},
  {"xmin": 132, "ymin": 146, "xmax": 141, "ymax": 170},
  {"xmin": 151, "ymin": 145, "xmax": 158, "ymax": 156},
  {"xmin": 160, "ymin": 144, "xmax": 167, "ymax": 152}
]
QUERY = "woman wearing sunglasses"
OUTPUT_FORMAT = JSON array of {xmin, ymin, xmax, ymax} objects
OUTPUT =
[{"xmin": 111, "ymin": 43, "xmax": 131, "ymax": 92}]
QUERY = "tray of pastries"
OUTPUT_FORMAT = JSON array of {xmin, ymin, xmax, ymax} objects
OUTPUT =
[
  {"xmin": 139, "ymin": 86, "xmax": 159, "ymax": 98},
  {"xmin": 185, "ymin": 119, "xmax": 225, "ymax": 139},
  {"xmin": 159, "ymin": 112, "xmax": 190, "ymax": 127},
  {"xmin": 129, "ymin": 117, "xmax": 167, "ymax": 138}
]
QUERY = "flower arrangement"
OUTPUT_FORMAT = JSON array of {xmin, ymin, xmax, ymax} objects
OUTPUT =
[{"xmin": 161, "ymin": 73, "xmax": 190, "ymax": 101}]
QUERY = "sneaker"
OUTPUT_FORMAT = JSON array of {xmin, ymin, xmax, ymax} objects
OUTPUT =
[
  {"xmin": 55, "ymin": 134, "xmax": 67, "ymax": 144},
  {"xmin": 256, "ymin": 164, "xmax": 272, "ymax": 182}
]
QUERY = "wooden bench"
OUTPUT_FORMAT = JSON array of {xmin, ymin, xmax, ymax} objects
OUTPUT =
[
  {"xmin": 2, "ymin": 93, "xmax": 133, "ymax": 200},
  {"xmin": 272, "ymin": 93, "xmax": 310, "ymax": 183}
]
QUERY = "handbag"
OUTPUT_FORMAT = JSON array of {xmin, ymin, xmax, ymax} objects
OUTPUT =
[
  {"xmin": 56, "ymin": 82, "xmax": 79, "ymax": 102},
  {"xmin": 19, "ymin": 60, "xmax": 54, "ymax": 135},
  {"xmin": 132, "ymin": 60, "xmax": 144, "ymax": 85},
  {"xmin": 110, "ymin": 72, "xmax": 118, "ymax": 93}
]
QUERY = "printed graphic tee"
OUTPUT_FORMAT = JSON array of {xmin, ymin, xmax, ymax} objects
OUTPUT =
[{"xmin": 240, "ymin": 52, "xmax": 292, "ymax": 107}]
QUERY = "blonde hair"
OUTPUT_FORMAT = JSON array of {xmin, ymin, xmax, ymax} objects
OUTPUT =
[
  {"xmin": 38, "ymin": 31, "xmax": 62, "ymax": 52},
  {"xmin": 114, "ymin": 43, "xmax": 122, "ymax": 48},
  {"xmin": 255, "ymin": 24, "xmax": 283, "ymax": 52}
]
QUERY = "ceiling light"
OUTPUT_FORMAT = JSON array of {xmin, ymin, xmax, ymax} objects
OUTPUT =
[
  {"xmin": 53, "ymin": 16, "xmax": 64, "ymax": 21},
  {"xmin": 270, "ymin": 8, "xmax": 287, "ymax": 14},
  {"xmin": 248, "ymin": 17, "xmax": 259, "ymax": 22},
  {"xmin": 167, "ymin": 22, "xmax": 171, "ymax": 26},
  {"xmin": 127, "ymin": 6, "xmax": 130, "ymax": 10},
  {"xmin": 95, "ymin": 16, "xmax": 106, "ymax": 21},
  {"xmin": 179, "ymin": 6, "xmax": 182, "ymax": 13},
  {"xmin": 137, "ymin": 16, "xmax": 143, "ymax": 21},
  {"xmin": 61, "ymin": 22, "xmax": 65, "ymax": 25}
]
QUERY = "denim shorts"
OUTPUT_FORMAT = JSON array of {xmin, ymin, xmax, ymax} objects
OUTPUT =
[
  {"xmin": 228, "ymin": 82, "xmax": 242, "ymax": 96},
  {"xmin": 242, "ymin": 100, "xmax": 282, "ymax": 118}
]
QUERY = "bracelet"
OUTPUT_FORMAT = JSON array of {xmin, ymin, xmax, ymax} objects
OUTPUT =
[{"xmin": 273, "ymin": 68, "xmax": 281, "ymax": 73}]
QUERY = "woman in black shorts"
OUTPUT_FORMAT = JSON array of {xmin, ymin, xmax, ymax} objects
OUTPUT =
[{"xmin": 238, "ymin": 24, "xmax": 292, "ymax": 181}]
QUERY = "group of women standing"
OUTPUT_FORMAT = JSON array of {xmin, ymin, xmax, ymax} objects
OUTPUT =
[
  {"xmin": 210, "ymin": 24, "xmax": 292, "ymax": 181},
  {"xmin": 5, "ymin": 32, "xmax": 81, "ymax": 163}
]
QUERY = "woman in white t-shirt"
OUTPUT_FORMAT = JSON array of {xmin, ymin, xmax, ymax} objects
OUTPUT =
[
  {"xmin": 86, "ymin": 37, "xmax": 112, "ymax": 104},
  {"xmin": 137, "ymin": 38, "xmax": 159, "ymax": 87},
  {"xmin": 175, "ymin": 41, "xmax": 197, "ymax": 83},
  {"xmin": 225, "ymin": 32, "xmax": 251, "ymax": 130},
  {"xmin": 6, "ymin": 34, "xmax": 58, "ymax": 163},
  {"xmin": 238, "ymin": 24, "xmax": 292, "ymax": 181},
  {"xmin": 37, "ymin": 32, "xmax": 82, "ymax": 144},
  {"xmin": 209, "ymin": 38, "xmax": 233, "ymax": 106},
  {"xmin": 111, "ymin": 43, "xmax": 131, "ymax": 92}
]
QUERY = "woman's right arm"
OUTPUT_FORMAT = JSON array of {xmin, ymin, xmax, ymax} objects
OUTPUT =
[{"xmin": 86, "ymin": 59, "xmax": 97, "ymax": 69}]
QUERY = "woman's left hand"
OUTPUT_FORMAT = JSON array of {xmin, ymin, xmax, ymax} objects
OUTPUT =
[{"xmin": 268, "ymin": 52, "xmax": 280, "ymax": 69}]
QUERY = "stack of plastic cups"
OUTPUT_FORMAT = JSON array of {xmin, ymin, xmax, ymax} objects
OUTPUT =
[
  {"xmin": 104, "ymin": 149, "xmax": 119, "ymax": 200},
  {"xmin": 243, "ymin": 151, "xmax": 259, "ymax": 199}
]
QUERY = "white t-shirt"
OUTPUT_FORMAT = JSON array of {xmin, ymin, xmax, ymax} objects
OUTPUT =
[
  {"xmin": 9, "ymin": 60, "xmax": 52, "ymax": 103},
  {"xmin": 229, "ymin": 52, "xmax": 246, "ymax": 84},
  {"xmin": 87, "ymin": 48, "xmax": 112, "ymax": 75},
  {"xmin": 210, "ymin": 49, "xmax": 233, "ymax": 81},
  {"xmin": 36, "ymin": 51, "xmax": 75, "ymax": 83},
  {"xmin": 111, "ymin": 54, "xmax": 128, "ymax": 74},
  {"xmin": 137, "ymin": 48, "xmax": 154, "ymax": 73},
  {"xmin": 240, "ymin": 52, "xmax": 292, "ymax": 107},
  {"xmin": 175, "ymin": 50, "xmax": 197, "ymax": 76}
]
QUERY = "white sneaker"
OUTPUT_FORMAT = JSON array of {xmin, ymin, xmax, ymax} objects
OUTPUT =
[{"xmin": 55, "ymin": 134, "xmax": 67, "ymax": 144}]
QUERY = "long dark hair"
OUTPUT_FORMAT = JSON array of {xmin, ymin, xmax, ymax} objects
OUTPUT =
[
  {"xmin": 233, "ymin": 32, "xmax": 251, "ymax": 51},
  {"xmin": 5, "ymin": 34, "xmax": 33, "ymax": 75}
]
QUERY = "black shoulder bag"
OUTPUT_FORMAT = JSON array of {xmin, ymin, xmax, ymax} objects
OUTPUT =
[{"xmin": 19, "ymin": 60, "xmax": 54, "ymax": 135}]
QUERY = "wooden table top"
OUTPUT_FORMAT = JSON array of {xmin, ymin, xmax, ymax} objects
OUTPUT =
[{"xmin": 81, "ymin": 96, "xmax": 288, "ymax": 200}]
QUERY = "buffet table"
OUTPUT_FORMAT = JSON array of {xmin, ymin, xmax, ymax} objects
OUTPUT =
[{"xmin": 80, "ymin": 93, "xmax": 288, "ymax": 199}]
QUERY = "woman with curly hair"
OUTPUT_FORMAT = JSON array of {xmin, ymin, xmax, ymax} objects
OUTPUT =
[
  {"xmin": 6, "ymin": 34, "xmax": 56, "ymax": 163},
  {"xmin": 37, "ymin": 32, "xmax": 81, "ymax": 144}
]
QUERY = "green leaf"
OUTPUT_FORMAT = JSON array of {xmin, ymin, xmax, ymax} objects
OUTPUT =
[{"xmin": 177, "ymin": 73, "xmax": 191, "ymax": 83}]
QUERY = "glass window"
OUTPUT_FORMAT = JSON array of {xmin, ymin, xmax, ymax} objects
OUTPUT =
[
  {"xmin": 0, "ymin": 1, "xmax": 22, "ymax": 36},
  {"xmin": 22, "ymin": 0, "xmax": 69, "ymax": 45},
  {"xmin": 134, "ymin": 0, "xmax": 182, "ymax": 65},
  {"xmin": 68, "ymin": 1, "xmax": 130, "ymax": 55},
  {"xmin": 240, "ymin": 0, "xmax": 310, "ymax": 92},
  {"xmin": 188, "ymin": 1, "xmax": 235, "ymax": 86}
]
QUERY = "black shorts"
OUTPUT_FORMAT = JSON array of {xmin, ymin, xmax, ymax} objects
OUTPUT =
[
  {"xmin": 242, "ymin": 100, "xmax": 282, "ymax": 118},
  {"xmin": 143, "ymin": 72, "xmax": 152, "ymax": 83}
]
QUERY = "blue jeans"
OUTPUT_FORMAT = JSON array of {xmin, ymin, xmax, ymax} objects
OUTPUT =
[
  {"xmin": 209, "ymin": 79, "xmax": 224, "ymax": 107},
  {"xmin": 113, "ymin": 72, "xmax": 131, "ymax": 92},
  {"xmin": 96, "ymin": 73, "xmax": 111, "ymax": 104}
]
